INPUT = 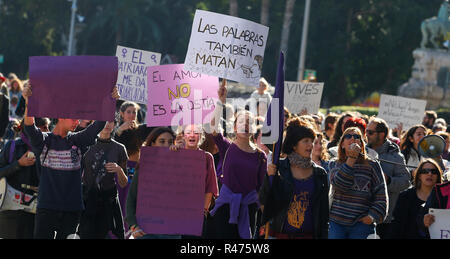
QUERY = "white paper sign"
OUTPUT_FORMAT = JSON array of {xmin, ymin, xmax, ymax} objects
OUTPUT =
[
  {"xmin": 284, "ymin": 82, "xmax": 324, "ymax": 115},
  {"xmin": 377, "ymin": 94, "xmax": 427, "ymax": 130},
  {"xmin": 429, "ymin": 208, "xmax": 450, "ymax": 239},
  {"xmin": 184, "ymin": 10, "xmax": 269, "ymax": 87},
  {"xmin": 116, "ymin": 45, "xmax": 161, "ymax": 104}
]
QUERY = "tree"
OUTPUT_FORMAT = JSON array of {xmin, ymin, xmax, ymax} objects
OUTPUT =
[
  {"xmin": 261, "ymin": 0, "xmax": 270, "ymax": 25},
  {"xmin": 279, "ymin": 0, "xmax": 296, "ymax": 56}
]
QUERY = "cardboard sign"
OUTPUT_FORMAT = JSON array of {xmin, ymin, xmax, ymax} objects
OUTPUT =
[
  {"xmin": 28, "ymin": 56, "xmax": 117, "ymax": 121},
  {"xmin": 377, "ymin": 94, "xmax": 427, "ymax": 130},
  {"xmin": 284, "ymin": 82, "xmax": 324, "ymax": 115},
  {"xmin": 116, "ymin": 45, "xmax": 161, "ymax": 104},
  {"xmin": 136, "ymin": 146, "xmax": 206, "ymax": 236},
  {"xmin": 184, "ymin": 9, "xmax": 269, "ymax": 87},
  {"xmin": 146, "ymin": 64, "xmax": 219, "ymax": 127},
  {"xmin": 429, "ymin": 208, "xmax": 450, "ymax": 239}
]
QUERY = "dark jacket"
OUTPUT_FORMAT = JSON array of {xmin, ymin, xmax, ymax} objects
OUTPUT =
[
  {"xmin": 0, "ymin": 93, "xmax": 9, "ymax": 138},
  {"xmin": 0, "ymin": 138, "xmax": 39, "ymax": 195},
  {"xmin": 374, "ymin": 139, "xmax": 411, "ymax": 223},
  {"xmin": 390, "ymin": 187, "xmax": 427, "ymax": 239},
  {"xmin": 418, "ymin": 181, "xmax": 450, "ymax": 239},
  {"xmin": 259, "ymin": 157, "xmax": 329, "ymax": 239}
]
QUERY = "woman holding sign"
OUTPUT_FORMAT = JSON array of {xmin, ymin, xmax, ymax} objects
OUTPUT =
[
  {"xmin": 170, "ymin": 124, "xmax": 219, "ymax": 238},
  {"xmin": 208, "ymin": 80, "xmax": 268, "ymax": 239},
  {"xmin": 392, "ymin": 159, "xmax": 443, "ymax": 239},
  {"xmin": 125, "ymin": 127, "xmax": 178, "ymax": 239}
]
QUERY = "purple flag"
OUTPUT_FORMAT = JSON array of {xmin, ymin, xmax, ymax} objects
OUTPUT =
[
  {"xmin": 28, "ymin": 56, "xmax": 118, "ymax": 121},
  {"xmin": 264, "ymin": 52, "xmax": 285, "ymax": 165}
]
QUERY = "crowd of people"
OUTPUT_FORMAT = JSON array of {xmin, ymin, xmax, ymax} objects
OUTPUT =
[{"xmin": 0, "ymin": 73, "xmax": 449, "ymax": 239}]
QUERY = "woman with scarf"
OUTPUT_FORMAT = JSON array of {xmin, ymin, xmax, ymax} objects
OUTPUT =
[{"xmin": 259, "ymin": 118, "xmax": 329, "ymax": 239}]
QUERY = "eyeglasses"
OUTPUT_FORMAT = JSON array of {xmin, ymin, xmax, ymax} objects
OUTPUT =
[
  {"xmin": 366, "ymin": 130, "xmax": 380, "ymax": 135},
  {"xmin": 343, "ymin": 134, "xmax": 361, "ymax": 140},
  {"xmin": 418, "ymin": 168, "xmax": 440, "ymax": 175}
]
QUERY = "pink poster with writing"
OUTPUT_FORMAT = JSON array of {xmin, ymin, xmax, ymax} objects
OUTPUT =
[
  {"xmin": 136, "ymin": 146, "xmax": 206, "ymax": 236},
  {"xmin": 146, "ymin": 64, "xmax": 219, "ymax": 127}
]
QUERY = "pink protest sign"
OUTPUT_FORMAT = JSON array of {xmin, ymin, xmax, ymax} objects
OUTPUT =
[
  {"xmin": 136, "ymin": 146, "xmax": 206, "ymax": 236},
  {"xmin": 28, "ymin": 56, "xmax": 118, "ymax": 121},
  {"xmin": 146, "ymin": 64, "xmax": 219, "ymax": 127}
]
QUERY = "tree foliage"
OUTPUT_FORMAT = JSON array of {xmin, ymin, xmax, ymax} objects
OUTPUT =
[{"xmin": 0, "ymin": 0, "xmax": 444, "ymax": 106}]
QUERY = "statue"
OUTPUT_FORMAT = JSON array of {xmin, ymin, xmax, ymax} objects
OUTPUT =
[{"xmin": 421, "ymin": 0, "xmax": 450, "ymax": 49}]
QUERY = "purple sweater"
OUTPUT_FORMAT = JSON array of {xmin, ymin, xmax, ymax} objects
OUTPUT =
[{"xmin": 213, "ymin": 134, "xmax": 267, "ymax": 196}]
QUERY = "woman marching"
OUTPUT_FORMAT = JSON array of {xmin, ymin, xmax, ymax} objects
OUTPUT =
[
  {"xmin": 125, "ymin": 127, "xmax": 179, "ymax": 239},
  {"xmin": 78, "ymin": 120, "xmax": 129, "ymax": 239},
  {"xmin": 391, "ymin": 159, "xmax": 443, "ymax": 239},
  {"xmin": 328, "ymin": 127, "xmax": 388, "ymax": 239},
  {"xmin": 0, "ymin": 119, "xmax": 39, "ymax": 239},
  {"xmin": 208, "ymin": 80, "xmax": 268, "ymax": 239},
  {"xmin": 170, "ymin": 124, "xmax": 219, "ymax": 238},
  {"xmin": 114, "ymin": 101, "xmax": 154, "ymax": 228},
  {"xmin": 259, "ymin": 118, "xmax": 330, "ymax": 239}
]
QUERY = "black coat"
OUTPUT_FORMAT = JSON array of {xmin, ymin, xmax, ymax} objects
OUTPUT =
[
  {"xmin": 0, "ymin": 138, "xmax": 39, "ymax": 195},
  {"xmin": 259, "ymin": 157, "xmax": 329, "ymax": 239}
]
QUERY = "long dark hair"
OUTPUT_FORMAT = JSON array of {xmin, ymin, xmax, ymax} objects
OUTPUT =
[
  {"xmin": 144, "ymin": 127, "xmax": 175, "ymax": 147},
  {"xmin": 328, "ymin": 113, "xmax": 353, "ymax": 148},
  {"xmin": 400, "ymin": 124, "xmax": 427, "ymax": 162}
]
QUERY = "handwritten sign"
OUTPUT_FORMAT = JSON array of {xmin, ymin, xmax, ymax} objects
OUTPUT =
[
  {"xmin": 184, "ymin": 9, "xmax": 269, "ymax": 87},
  {"xmin": 377, "ymin": 94, "xmax": 427, "ymax": 130},
  {"xmin": 429, "ymin": 208, "xmax": 450, "ymax": 239},
  {"xmin": 284, "ymin": 82, "xmax": 324, "ymax": 115},
  {"xmin": 28, "ymin": 56, "xmax": 117, "ymax": 121},
  {"xmin": 136, "ymin": 146, "xmax": 206, "ymax": 236},
  {"xmin": 147, "ymin": 64, "xmax": 219, "ymax": 127},
  {"xmin": 116, "ymin": 45, "xmax": 161, "ymax": 104}
]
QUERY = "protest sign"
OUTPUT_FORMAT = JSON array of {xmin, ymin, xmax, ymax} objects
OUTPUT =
[
  {"xmin": 28, "ymin": 56, "xmax": 117, "ymax": 121},
  {"xmin": 428, "ymin": 208, "xmax": 450, "ymax": 239},
  {"xmin": 284, "ymin": 81, "xmax": 324, "ymax": 115},
  {"xmin": 116, "ymin": 45, "xmax": 161, "ymax": 104},
  {"xmin": 184, "ymin": 9, "xmax": 269, "ymax": 87},
  {"xmin": 146, "ymin": 64, "xmax": 219, "ymax": 127},
  {"xmin": 377, "ymin": 94, "xmax": 427, "ymax": 130},
  {"xmin": 136, "ymin": 146, "xmax": 206, "ymax": 236}
]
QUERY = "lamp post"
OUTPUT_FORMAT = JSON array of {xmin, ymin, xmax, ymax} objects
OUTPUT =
[
  {"xmin": 67, "ymin": 0, "xmax": 77, "ymax": 56},
  {"xmin": 297, "ymin": 0, "xmax": 311, "ymax": 81}
]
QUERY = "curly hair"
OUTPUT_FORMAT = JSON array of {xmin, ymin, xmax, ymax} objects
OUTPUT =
[{"xmin": 282, "ymin": 117, "xmax": 316, "ymax": 155}]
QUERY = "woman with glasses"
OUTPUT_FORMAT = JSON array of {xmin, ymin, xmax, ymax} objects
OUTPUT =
[
  {"xmin": 391, "ymin": 159, "xmax": 442, "ymax": 239},
  {"xmin": 328, "ymin": 127, "xmax": 388, "ymax": 239}
]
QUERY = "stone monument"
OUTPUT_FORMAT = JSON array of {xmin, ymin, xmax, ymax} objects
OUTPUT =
[{"xmin": 398, "ymin": 0, "xmax": 450, "ymax": 109}]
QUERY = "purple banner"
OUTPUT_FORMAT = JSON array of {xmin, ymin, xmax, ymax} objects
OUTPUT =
[
  {"xmin": 136, "ymin": 146, "xmax": 206, "ymax": 236},
  {"xmin": 28, "ymin": 56, "xmax": 118, "ymax": 121}
]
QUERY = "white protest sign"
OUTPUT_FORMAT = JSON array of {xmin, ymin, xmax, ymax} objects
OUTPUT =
[
  {"xmin": 116, "ymin": 45, "xmax": 161, "ymax": 104},
  {"xmin": 429, "ymin": 208, "xmax": 450, "ymax": 239},
  {"xmin": 284, "ymin": 82, "xmax": 324, "ymax": 115},
  {"xmin": 184, "ymin": 9, "xmax": 269, "ymax": 87},
  {"xmin": 377, "ymin": 94, "xmax": 427, "ymax": 130}
]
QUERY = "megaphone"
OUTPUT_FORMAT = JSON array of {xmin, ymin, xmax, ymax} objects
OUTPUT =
[
  {"xmin": 0, "ymin": 177, "xmax": 37, "ymax": 214},
  {"xmin": 418, "ymin": 135, "xmax": 446, "ymax": 158}
]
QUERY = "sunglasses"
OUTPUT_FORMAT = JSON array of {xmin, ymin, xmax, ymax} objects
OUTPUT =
[
  {"xmin": 418, "ymin": 168, "xmax": 440, "ymax": 175},
  {"xmin": 343, "ymin": 134, "xmax": 361, "ymax": 140}
]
